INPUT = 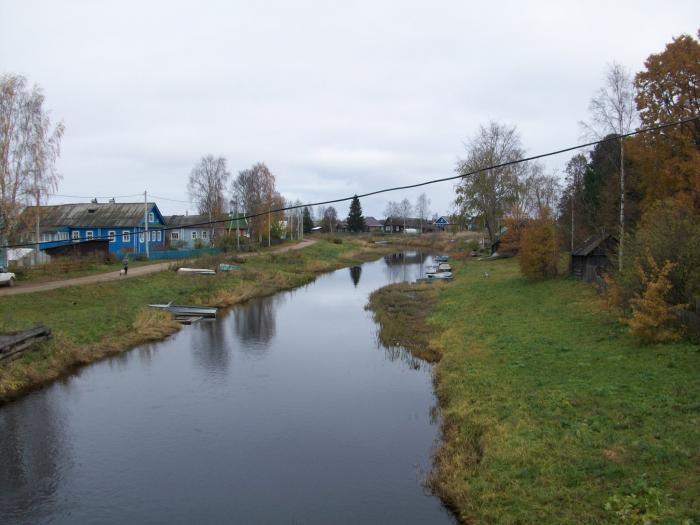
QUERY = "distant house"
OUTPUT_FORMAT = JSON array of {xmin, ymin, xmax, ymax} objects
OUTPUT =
[
  {"xmin": 363, "ymin": 216, "xmax": 384, "ymax": 233},
  {"xmin": 383, "ymin": 217, "xmax": 435, "ymax": 233},
  {"xmin": 166, "ymin": 213, "xmax": 250, "ymax": 248},
  {"xmin": 434, "ymin": 216, "xmax": 451, "ymax": 231},
  {"xmin": 571, "ymin": 234, "xmax": 617, "ymax": 282},
  {"xmin": 21, "ymin": 202, "xmax": 167, "ymax": 260}
]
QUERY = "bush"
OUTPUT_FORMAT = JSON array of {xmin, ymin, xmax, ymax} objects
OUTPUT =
[
  {"xmin": 619, "ymin": 196, "xmax": 700, "ymax": 308},
  {"xmin": 628, "ymin": 254, "xmax": 686, "ymax": 343},
  {"xmin": 519, "ymin": 209, "xmax": 560, "ymax": 280}
]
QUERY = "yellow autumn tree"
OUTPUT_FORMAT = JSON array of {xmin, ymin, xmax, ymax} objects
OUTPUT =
[
  {"xmin": 628, "ymin": 254, "xmax": 686, "ymax": 343},
  {"xmin": 519, "ymin": 208, "xmax": 560, "ymax": 280}
]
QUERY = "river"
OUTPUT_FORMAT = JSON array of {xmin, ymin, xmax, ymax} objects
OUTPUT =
[{"xmin": 0, "ymin": 252, "xmax": 454, "ymax": 524}]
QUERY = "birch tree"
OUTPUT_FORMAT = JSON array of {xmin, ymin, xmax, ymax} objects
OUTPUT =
[
  {"xmin": 581, "ymin": 63, "xmax": 637, "ymax": 270},
  {"xmin": 232, "ymin": 163, "xmax": 279, "ymax": 243},
  {"xmin": 0, "ymin": 74, "xmax": 64, "ymax": 250},
  {"xmin": 454, "ymin": 122, "xmax": 526, "ymax": 244},
  {"xmin": 188, "ymin": 155, "xmax": 230, "ymax": 240},
  {"xmin": 399, "ymin": 198, "xmax": 413, "ymax": 231},
  {"xmin": 415, "ymin": 193, "xmax": 430, "ymax": 232}
]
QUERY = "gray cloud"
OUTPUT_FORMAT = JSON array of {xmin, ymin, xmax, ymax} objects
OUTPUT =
[{"xmin": 1, "ymin": 0, "xmax": 698, "ymax": 218}]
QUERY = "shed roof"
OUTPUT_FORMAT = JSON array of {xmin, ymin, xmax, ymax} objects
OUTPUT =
[
  {"xmin": 22, "ymin": 203, "xmax": 160, "ymax": 228},
  {"xmin": 572, "ymin": 234, "xmax": 617, "ymax": 257},
  {"xmin": 166, "ymin": 214, "xmax": 247, "ymax": 228}
]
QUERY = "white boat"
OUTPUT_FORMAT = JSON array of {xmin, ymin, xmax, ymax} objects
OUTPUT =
[
  {"xmin": 149, "ymin": 302, "xmax": 218, "ymax": 318},
  {"xmin": 438, "ymin": 263, "xmax": 452, "ymax": 272},
  {"xmin": 425, "ymin": 265, "xmax": 438, "ymax": 274},
  {"xmin": 427, "ymin": 271, "xmax": 452, "ymax": 279},
  {"xmin": 177, "ymin": 267, "xmax": 216, "ymax": 276}
]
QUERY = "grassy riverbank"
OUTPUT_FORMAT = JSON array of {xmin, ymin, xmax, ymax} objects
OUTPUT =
[
  {"xmin": 0, "ymin": 238, "xmax": 389, "ymax": 402},
  {"xmin": 369, "ymin": 257, "xmax": 700, "ymax": 524}
]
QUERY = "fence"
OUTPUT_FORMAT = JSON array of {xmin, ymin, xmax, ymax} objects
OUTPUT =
[{"xmin": 119, "ymin": 247, "xmax": 224, "ymax": 261}]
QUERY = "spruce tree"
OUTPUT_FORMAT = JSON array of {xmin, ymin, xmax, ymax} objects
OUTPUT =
[
  {"xmin": 302, "ymin": 207, "xmax": 314, "ymax": 233},
  {"xmin": 347, "ymin": 195, "xmax": 365, "ymax": 233}
]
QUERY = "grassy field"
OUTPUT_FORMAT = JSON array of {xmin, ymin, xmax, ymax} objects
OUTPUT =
[
  {"xmin": 371, "ymin": 257, "xmax": 700, "ymax": 524},
  {"xmin": 0, "ymin": 238, "xmax": 388, "ymax": 402}
]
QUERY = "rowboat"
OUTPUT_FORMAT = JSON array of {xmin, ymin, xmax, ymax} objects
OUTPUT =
[
  {"xmin": 177, "ymin": 267, "xmax": 216, "ymax": 275},
  {"xmin": 438, "ymin": 263, "xmax": 452, "ymax": 272},
  {"xmin": 218, "ymin": 263, "xmax": 241, "ymax": 272},
  {"xmin": 149, "ymin": 303, "xmax": 218, "ymax": 318},
  {"xmin": 427, "ymin": 271, "xmax": 452, "ymax": 279},
  {"xmin": 434, "ymin": 255, "xmax": 449, "ymax": 262}
]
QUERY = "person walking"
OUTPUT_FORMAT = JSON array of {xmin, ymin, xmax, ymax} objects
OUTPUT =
[{"xmin": 122, "ymin": 256, "xmax": 129, "ymax": 276}]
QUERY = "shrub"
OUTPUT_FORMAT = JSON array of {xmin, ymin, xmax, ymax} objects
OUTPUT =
[
  {"xmin": 619, "ymin": 196, "xmax": 700, "ymax": 308},
  {"xmin": 519, "ymin": 209, "xmax": 560, "ymax": 280},
  {"xmin": 628, "ymin": 254, "xmax": 686, "ymax": 343},
  {"xmin": 499, "ymin": 215, "xmax": 527, "ymax": 256}
]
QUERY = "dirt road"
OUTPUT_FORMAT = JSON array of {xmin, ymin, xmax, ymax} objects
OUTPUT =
[{"xmin": 0, "ymin": 239, "xmax": 317, "ymax": 297}]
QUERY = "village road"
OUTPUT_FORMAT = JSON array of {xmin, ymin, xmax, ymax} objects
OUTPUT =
[{"xmin": 0, "ymin": 239, "xmax": 317, "ymax": 297}]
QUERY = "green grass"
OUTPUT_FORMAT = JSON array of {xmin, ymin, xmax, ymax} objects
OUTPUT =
[
  {"xmin": 0, "ymin": 238, "xmax": 388, "ymax": 401},
  {"xmin": 423, "ymin": 258, "xmax": 700, "ymax": 524}
]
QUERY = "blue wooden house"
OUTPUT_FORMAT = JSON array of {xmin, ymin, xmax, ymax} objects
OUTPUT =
[{"xmin": 21, "ymin": 202, "xmax": 167, "ymax": 259}]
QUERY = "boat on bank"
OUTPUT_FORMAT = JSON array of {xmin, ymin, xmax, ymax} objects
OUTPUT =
[
  {"xmin": 177, "ymin": 268, "xmax": 216, "ymax": 276},
  {"xmin": 434, "ymin": 255, "xmax": 449, "ymax": 262},
  {"xmin": 149, "ymin": 303, "xmax": 218, "ymax": 318}
]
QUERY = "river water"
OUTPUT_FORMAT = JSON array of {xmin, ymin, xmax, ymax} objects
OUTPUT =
[{"xmin": 0, "ymin": 252, "xmax": 454, "ymax": 524}]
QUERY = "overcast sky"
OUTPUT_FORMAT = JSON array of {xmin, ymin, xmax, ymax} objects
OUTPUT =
[{"xmin": 1, "ymin": 1, "xmax": 698, "ymax": 219}]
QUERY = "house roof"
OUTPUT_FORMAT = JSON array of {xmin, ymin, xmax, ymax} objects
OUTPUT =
[
  {"xmin": 166, "ymin": 213, "xmax": 248, "ymax": 229},
  {"xmin": 22, "ymin": 203, "xmax": 161, "ymax": 228},
  {"xmin": 572, "ymin": 234, "xmax": 617, "ymax": 257},
  {"xmin": 364, "ymin": 216, "xmax": 383, "ymax": 227}
]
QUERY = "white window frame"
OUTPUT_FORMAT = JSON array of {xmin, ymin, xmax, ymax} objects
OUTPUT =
[
  {"xmin": 148, "ymin": 212, "xmax": 155, "ymax": 223},
  {"xmin": 171, "ymin": 231, "xmax": 180, "ymax": 241},
  {"xmin": 191, "ymin": 231, "xmax": 197, "ymax": 240},
  {"xmin": 122, "ymin": 230, "xmax": 130, "ymax": 243},
  {"xmin": 139, "ymin": 232, "xmax": 144, "ymax": 243},
  {"xmin": 157, "ymin": 230, "xmax": 162, "ymax": 242},
  {"xmin": 108, "ymin": 230, "xmax": 116, "ymax": 243},
  {"xmin": 201, "ymin": 230, "xmax": 208, "ymax": 240},
  {"xmin": 151, "ymin": 230, "xmax": 156, "ymax": 241},
  {"xmin": 72, "ymin": 230, "xmax": 80, "ymax": 241},
  {"xmin": 86, "ymin": 230, "xmax": 94, "ymax": 240}
]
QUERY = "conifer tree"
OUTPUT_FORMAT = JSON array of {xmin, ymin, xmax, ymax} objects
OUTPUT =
[
  {"xmin": 302, "ymin": 207, "xmax": 314, "ymax": 233},
  {"xmin": 346, "ymin": 195, "xmax": 365, "ymax": 233}
]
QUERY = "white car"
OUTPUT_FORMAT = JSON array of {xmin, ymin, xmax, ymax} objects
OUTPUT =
[{"xmin": 0, "ymin": 267, "xmax": 16, "ymax": 287}]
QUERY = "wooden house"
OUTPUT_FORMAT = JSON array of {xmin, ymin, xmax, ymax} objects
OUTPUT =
[
  {"xmin": 571, "ymin": 234, "xmax": 617, "ymax": 282},
  {"xmin": 21, "ymin": 202, "xmax": 167, "ymax": 260}
]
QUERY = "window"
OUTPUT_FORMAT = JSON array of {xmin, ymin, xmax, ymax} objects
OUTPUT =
[
  {"xmin": 123, "ymin": 230, "xmax": 130, "ymax": 243},
  {"xmin": 148, "ymin": 212, "xmax": 155, "ymax": 223},
  {"xmin": 108, "ymin": 231, "xmax": 116, "ymax": 242},
  {"xmin": 191, "ymin": 231, "xmax": 197, "ymax": 240},
  {"xmin": 201, "ymin": 231, "xmax": 208, "ymax": 240},
  {"xmin": 151, "ymin": 230, "xmax": 156, "ymax": 241},
  {"xmin": 157, "ymin": 230, "xmax": 162, "ymax": 241},
  {"xmin": 58, "ymin": 232, "xmax": 69, "ymax": 241},
  {"xmin": 139, "ymin": 232, "xmax": 144, "ymax": 243},
  {"xmin": 72, "ymin": 231, "xmax": 80, "ymax": 241},
  {"xmin": 171, "ymin": 231, "xmax": 180, "ymax": 241},
  {"xmin": 86, "ymin": 230, "xmax": 94, "ymax": 240}
]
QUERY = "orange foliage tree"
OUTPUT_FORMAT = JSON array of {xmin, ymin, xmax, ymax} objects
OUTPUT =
[
  {"xmin": 628, "ymin": 254, "xmax": 686, "ymax": 343},
  {"xmin": 519, "ymin": 208, "xmax": 560, "ymax": 280},
  {"xmin": 632, "ymin": 31, "xmax": 700, "ymax": 209}
]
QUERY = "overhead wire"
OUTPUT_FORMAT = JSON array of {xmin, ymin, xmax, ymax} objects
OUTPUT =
[{"xmin": 2, "ymin": 115, "xmax": 698, "ymax": 250}]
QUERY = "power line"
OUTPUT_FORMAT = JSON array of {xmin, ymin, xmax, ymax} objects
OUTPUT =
[
  {"xmin": 49, "ymin": 193, "xmax": 143, "ymax": 199},
  {"xmin": 149, "ymin": 194, "xmax": 191, "ymax": 204},
  {"xmin": 3, "ymin": 115, "xmax": 698, "ymax": 250}
]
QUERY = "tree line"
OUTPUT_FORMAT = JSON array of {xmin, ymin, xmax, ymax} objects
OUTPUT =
[{"xmin": 453, "ymin": 31, "xmax": 699, "ymax": 341}]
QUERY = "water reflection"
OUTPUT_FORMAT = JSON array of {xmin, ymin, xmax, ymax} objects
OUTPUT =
[
  {"xmin": 383, "ymin": 251, "xmax": 429, "ymax": 282},
  {"xmin": 0, "ymin": 394, "xmax": 68, "ymax": 520},
  {"xmin": 232, "ymin": 295, "xmax": 284, "ymax": 352},
  {"xmin": 349, "ymin": 265, "xmax": 362, "ymax": 287},
  {"xmin": 191, "ymin": 319, "xmax": 230, "ymax": 373}
]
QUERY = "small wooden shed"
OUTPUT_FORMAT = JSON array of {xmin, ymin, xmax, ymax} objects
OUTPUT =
[{"xmin": 571, "ymin": 234, "xmax": 617, "ymax": 282}]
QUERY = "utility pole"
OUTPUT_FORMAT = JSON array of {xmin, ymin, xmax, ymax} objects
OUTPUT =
[
  {"xmin": 144, "ymin": 190, "xmax": 150, "ymax": 259},
  {"xmin": 268, "ymin": 206, "xmax": 271, "ymax": 248},
  {"xmin": 235, "ymin": 198, "xmax": 240, "ymax": 251},
  {"xmin": 619, "ymin": 138, "xmax": 624, "ymax": 272}
]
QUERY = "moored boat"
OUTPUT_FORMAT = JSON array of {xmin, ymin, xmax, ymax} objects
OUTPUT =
[
  {"xmin": 434, "ymin": 255, "xmax": 449, "ymax": 262},
  {"xmin": 149, "ymin": 303, "xmax": 218, "ymax": 318},
  {"xmin": 438, "ymin": 262, "xmax": 452, "ymax": 272}
]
